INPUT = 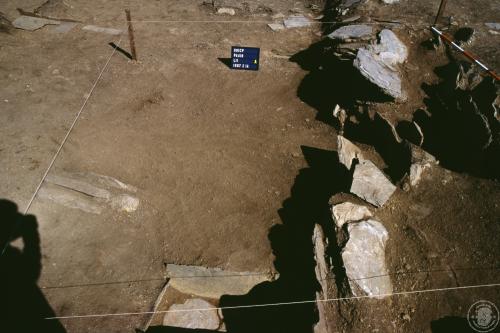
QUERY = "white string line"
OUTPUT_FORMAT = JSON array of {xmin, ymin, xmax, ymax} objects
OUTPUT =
[
  {"xmin": 45, "ymin": 282, "xmax": 500, "ymax": 320},
  {"xmin": 38, "ymin": 266, "xmax": 500, "ymax": 290},
  {"xmin": 127, "ymin": 20, "xmax": 394, "ymax": 25},
  {"xmin": 19, "ymin": 36, "xmax": 123, "ymax": 217}
]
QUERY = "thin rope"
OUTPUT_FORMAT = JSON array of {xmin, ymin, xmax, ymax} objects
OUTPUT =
[
  {"xmin": 38, "ymin": 266, "xmax": 499, "ymax": 290},
  {"xmin": 128, "ymin": 20, "xmax": 392, "ymax": 25},
  {"xmin": 45, "ymin": 282, "xmax": 500, "ymax": 320}
]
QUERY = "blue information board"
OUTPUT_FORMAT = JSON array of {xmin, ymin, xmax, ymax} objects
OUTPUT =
[{"xmin": 231, "ymin": 46, "xmax": 260, "ymax": 71}]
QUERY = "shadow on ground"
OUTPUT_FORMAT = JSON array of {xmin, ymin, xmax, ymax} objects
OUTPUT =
[
  {"xmin": 431, "ymin": 316, "xmax": 474, "ymax": 332},
  {"xmin": 0, "ymin": 199, "xmax": 66, "ymax": 333},
  {"xmin": 290, "ymin": 39, "xmax": 392, "ymax": 128},
  {"xmin": 418, "ymin": 62, "xmax": 500, "ymax": 179},
  {"xmin": 218, "ymin": 146, "xmax": 351, "ymax": 333}
]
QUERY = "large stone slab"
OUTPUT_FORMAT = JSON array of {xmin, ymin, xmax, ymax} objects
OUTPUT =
[
  {"xmin": 166, "ymin": 264, "xmax": 273, "ymax": 299},
  {"xmin": 163, "ymin": 298, "xmax": 221, "ymax": 330},
  {"xmin": 284, "ymin": 15, "xmax": 311, "ymax": 29},
  {"xmin": 354, "ymin": 48, "xmax": 404, "ymax": 100},
  {"xmin": 331, "ymin": 202, "xmax": 372, "ymax": 228},
  {"xmin": 13, "ymin": 15, "xmax": 60, "ymax": 31},
  {"xmin": 328, "ymin": 24, "xmax": 373, "ymax": 41},
  {"xmin": 350, "ymin": 160, "xmax": 396, "ymax": 207},
  {"xmin": 354, "ymin": 29, "xmax": 408, "ymax": 100},
  {"xmin": 342, "ymin": 220, "xmax": 392, "ymax": 298},
  {"xmin": 38, "ymin": 171, "xmax": 139, "ymax": 213}
]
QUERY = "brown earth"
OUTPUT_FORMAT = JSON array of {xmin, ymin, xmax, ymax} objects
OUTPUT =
[{"xmin": 0, "ymin": 0, "xmax": 499, "ymax": 332}]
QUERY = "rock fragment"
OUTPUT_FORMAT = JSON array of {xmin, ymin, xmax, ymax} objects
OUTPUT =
[
  {"xmin": 216, "ymin": 7, "xmax": 236, "ymax": 15},
  {"xmin": 163, "ymin": 298, "xmax": 221, "ymax": 330},
  {"xmin": 328, "ymin": 24, "xmax": 373, "ymax": 41},
  {"xmin": 331, "ymin": 202, "xmax": 372, "ymax": 229},
  {"xmin": 337, "ymin": 136, "xmax": 363, "ymax": 170},
  {"xmin": 39, "ymin": 171, "xmax": 139, "ymax": 214},
  {"xmin": 284, "ymin": 15, "xmax": 311, "ymax": 28},
  {"xmin": 350, "ymin": 160, "xmax": 396, "ymax": 207},
  {"xmin": 312, "ymin": 224, "xmax": 331, "ymax": 333},
  {"xmin": 371, "ymin": 29, "xmax": 408, "ymax": 68},
  {"xmin": 485, "ymin": 23, "xmax": 500, "ymax": 31},
  {"xmin": 13, "ymin": 15, "xmax": 60, "ymax": 31},
  {"xmin": 267, "ymin": 23, "xmax": 285, "ymax": 31},
  {"xmin": 82, "ymin": 25, "xmax": 123, "ymax": 35},
  {"xmin": 342, "ymin": 219, "xmax": 392, "ymax": 298},
  {"xmin": 409, "ymin": 144, "xmax": 437, "ymax": 187},
  {"xmin": 166, "ymin": 264, "xmax": 273, "ymax": 299}
]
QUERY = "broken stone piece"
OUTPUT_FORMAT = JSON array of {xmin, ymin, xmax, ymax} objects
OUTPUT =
[
  {"xmin": 327, "ymin": 24, "xmax": 373, "ymax": 41},
  {"xmin": 163, "ymin": 298, "xmax": 221, "ymax": 330},
  {"xmin": 381, "ymin": 0, "xmax": 400, "ymax": 4},
  {"xmin": 485, "ymin": 23, "xmax": 500, "ymax": 31},
  {"xmin": 166, "ymin": 264, "xmax": 273, "ymax": 299},
  {"xmin": 39, "ymin": 171, "xmax": 139, "ymax": 214},
  {"xmin": 337, "ymin": 136, "xmax": 363, "ymax": 170},
  {"xmin": 371, "ymin": 29, "xmax": 408, "ymax": 68},
  {"xmin": 82, "ymin": 25, "xmax": 123, "ymax": 35},
  {"xmin": 52, "ymin": 22, "xmax": 77, "ymax": 34},
  {"xmin": 350, "ymin": 159, "xmax": 396, "ymax": 207},
  {"xmin": 342, "ymin": 219, "xmax": 393, "ymax": 298},
  {"xmin": 13, "ymin": 15, "xmax": 60, "ymax": 31},
  {"xmin": 354, "ymin": 29, "xmax": 407, "ymax": 100},
  {"xmin": 217, "ymin": 7, "xmax": 236, "ymax": 15},
  {"xmin": 409, "ymin": 144, "xmax": 436, "ymax": 187},
  {"xmin": 331, "ymin": 202, "xmax": 373, "ymax": 228},
  {"xmin": 284, "ymin": 15, "xmax": 311, "ymax": 28},
  {"xmin": 312, "ymin": 224, "xmax": 329, "ymax": 295},
  {"xmin": 268, "ymin": 23, "xmax": 285, "ymax": 31}
]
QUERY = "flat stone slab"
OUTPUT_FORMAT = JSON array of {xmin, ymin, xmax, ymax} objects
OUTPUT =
[
  {"xmin": 284, "ymin": 15, "xmax": 312, "ymax": 29},
  {"xmin": 13, "ymin": 15, "xmax": 60, "ymax": 31},
  {"xmin": 82, "ymin": 25, "xmax": 123, "ymax": 35},
  {"xmin": 39, "ymin": 171, "xmax": 139, "ymax": 214},
  {"xmin": 163, "ymin": 298, "xmax": 221, "ymax": 330},
  {"xmin": 354, "ymin": 29, "xmax": 408, "ymax": 100},
  {"xmin": 342, "ymin": 219, "xmax": 393, "ymax": 298},
  {"xmin": 166, "ymin": 264, "xmax": 273, "ymax": 299},
  {"xmin": 350, "ymin": 160, "xmax": 396, "ymax": 207},
  {"xmin": 331, "ymin": 202, "xmax": 372, "ymax": 228},
  {"xmin": 268, "ymin": 23, "xmax": 285, "ymax": 31},
  {"xmin": 328, "ymin": 24, "xmax": 373, "ymax": 40},
  {"xmin": 485, "ymin": 23, "xmax": 500, "ymax": 30},
  {"xmin": 354, "ymin": 48, "xmax": 404, "ymax": 100}
]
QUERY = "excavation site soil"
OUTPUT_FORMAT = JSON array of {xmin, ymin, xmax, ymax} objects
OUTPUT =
[{"xmin": 0, "ymin": 0, "xmax": 498, "ymax": 332}]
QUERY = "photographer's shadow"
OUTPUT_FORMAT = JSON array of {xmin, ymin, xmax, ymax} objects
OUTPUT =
[{"xmin": 0, "ymin": 199, "xmax": 66, "ymax": 332}]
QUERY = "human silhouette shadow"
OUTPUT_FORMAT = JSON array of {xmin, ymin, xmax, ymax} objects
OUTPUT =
[
  {"xmin": 219, "ymin": 146, "xmax": 351, "ymax": 333},
  {"xmin": 0, "ymin": 199, "xmax": 66, "ymax": 333}
]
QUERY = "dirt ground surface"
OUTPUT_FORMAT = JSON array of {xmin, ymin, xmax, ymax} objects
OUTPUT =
[{"xmin": 0, "ymin": 0, "xmax": 499, "ymax": 333}]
